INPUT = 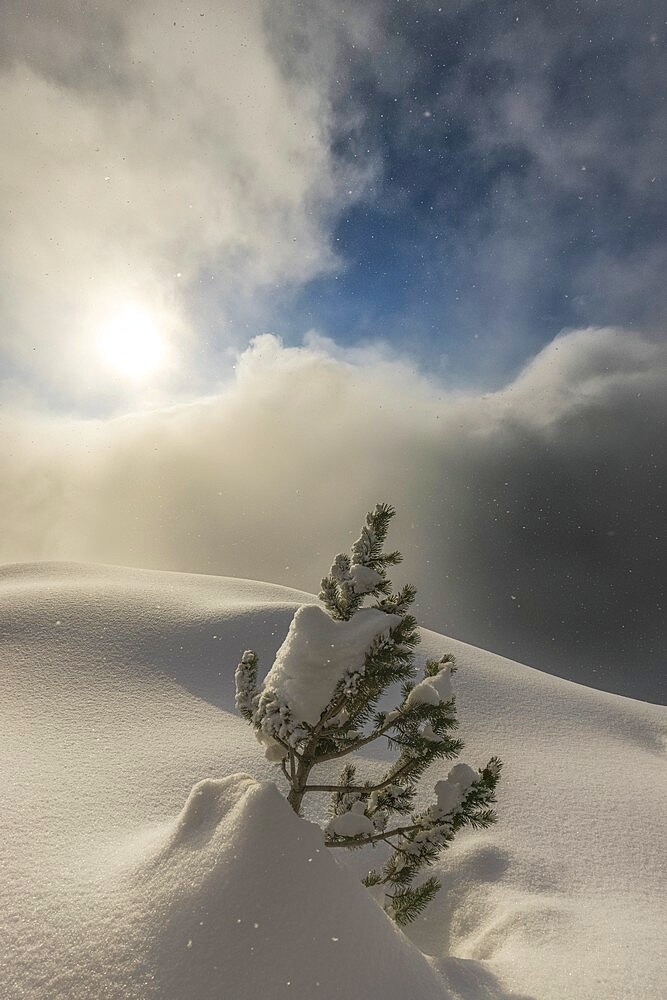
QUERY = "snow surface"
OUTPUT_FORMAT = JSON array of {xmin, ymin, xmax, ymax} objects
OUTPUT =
[
  {"xmin": 260, "ymin": 603, "xmax": 400, "ymax": 727},
  {"xmin": 1, "ymin": 561, "xmax": 666, "ymax": 1000}
]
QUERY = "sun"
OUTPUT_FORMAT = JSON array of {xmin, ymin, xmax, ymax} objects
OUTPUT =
[{"xmin": 98, "ymin": 304, "xmax": 168, "ymax": 380}]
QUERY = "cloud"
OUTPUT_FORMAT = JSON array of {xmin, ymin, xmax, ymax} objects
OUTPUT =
[
  {"xmin": 364, "ymin": 0, "xmax": 666, "ymax": 377},
  {"xmin": 1, "ymin": 326, "xmax": 664, "ymax": 702},
  {"xmin": 456, "ymin": 2, "xmax": 667, "ymax": 345},
  {"xmin": 0, "ymin": 1, "xmax": 365, "ymax": 404}
]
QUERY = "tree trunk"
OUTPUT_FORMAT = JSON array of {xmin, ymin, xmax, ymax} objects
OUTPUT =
[{"xmin": 287, "ymin": 756, "xmax": 313, "ymax": 815}]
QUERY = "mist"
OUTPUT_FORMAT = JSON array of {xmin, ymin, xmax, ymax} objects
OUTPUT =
[{"xmin": 1, "ymin": 325, "xmax": 664, "ymax": 702}]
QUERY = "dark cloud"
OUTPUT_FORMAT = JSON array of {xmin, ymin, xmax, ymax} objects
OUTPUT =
[{"xmin": 0, "ymin": 327, "xmax": 664, "ymax": 702}]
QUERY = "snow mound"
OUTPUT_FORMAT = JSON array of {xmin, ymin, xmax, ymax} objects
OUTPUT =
[
  {"xmin": 130, "ymin": 773, "xmax": 448, "ymax": 1000},
  {"xmin": 161, "ymin": 774, "xmax": 259, "ymax": 851}
]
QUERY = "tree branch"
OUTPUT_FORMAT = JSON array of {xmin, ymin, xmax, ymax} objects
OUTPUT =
[
  {"xmin": 312, "ymin": 713, "xmax": 403, "ymax": 763},
  {"xmin": 304, "ymin": 755, "xmax": 417, "ymax": 796},
  {"xmin": 325, "ymin": 821, "xmax": 423, "ymax": 849}
]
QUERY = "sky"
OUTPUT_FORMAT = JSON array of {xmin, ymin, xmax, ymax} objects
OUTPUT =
[{"xmin": 0, "ymin": 1, "xmax": 664, "ymax": 701}]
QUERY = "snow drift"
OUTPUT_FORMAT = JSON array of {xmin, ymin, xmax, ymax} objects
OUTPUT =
[
  {"xmin": 145, "ymin": 774, "xmax": 447, "ymax": 1000},
  {"xmin": 1, "ymin": 561, "xmax": 665, "ymax": 1000}
]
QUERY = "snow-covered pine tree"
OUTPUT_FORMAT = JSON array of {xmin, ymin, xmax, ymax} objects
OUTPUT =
[{"xmin": 235, "ymin": 503, "xmax": 501, "ymax": 925}]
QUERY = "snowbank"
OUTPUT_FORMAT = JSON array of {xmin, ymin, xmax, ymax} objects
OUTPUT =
[{"xmin": 143, "ymin": 774, "xmax": 449, "ymax": 1000}]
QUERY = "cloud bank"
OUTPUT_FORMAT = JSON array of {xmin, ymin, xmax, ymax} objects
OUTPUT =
[{"xmin": 1, "ymin": 326, "xmax": 664, "ymax": 702}]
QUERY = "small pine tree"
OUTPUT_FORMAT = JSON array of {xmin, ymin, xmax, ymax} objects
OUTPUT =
[{"xmin": 235, "ymin": 503, "xmax": 501, "ymax": 925}]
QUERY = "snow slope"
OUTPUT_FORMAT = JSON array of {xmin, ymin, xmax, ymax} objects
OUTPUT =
[{"xmin": 1, "ymin": 562, "xmax": 665, "ymax": 1000}]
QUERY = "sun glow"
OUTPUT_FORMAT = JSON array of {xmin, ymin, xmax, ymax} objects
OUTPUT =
[{"xmin": 98, "ymin": 304, "xmax": 168, "ymax": 380}]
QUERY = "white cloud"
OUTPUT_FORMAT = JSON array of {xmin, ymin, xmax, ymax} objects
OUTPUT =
[
  {"xmin": 0, "ymin": 1, "xmax": 360, "ymax": 403},
  {"xmin": 0, "ymin": 326, "xmax": 664, "ymax": 701}
]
